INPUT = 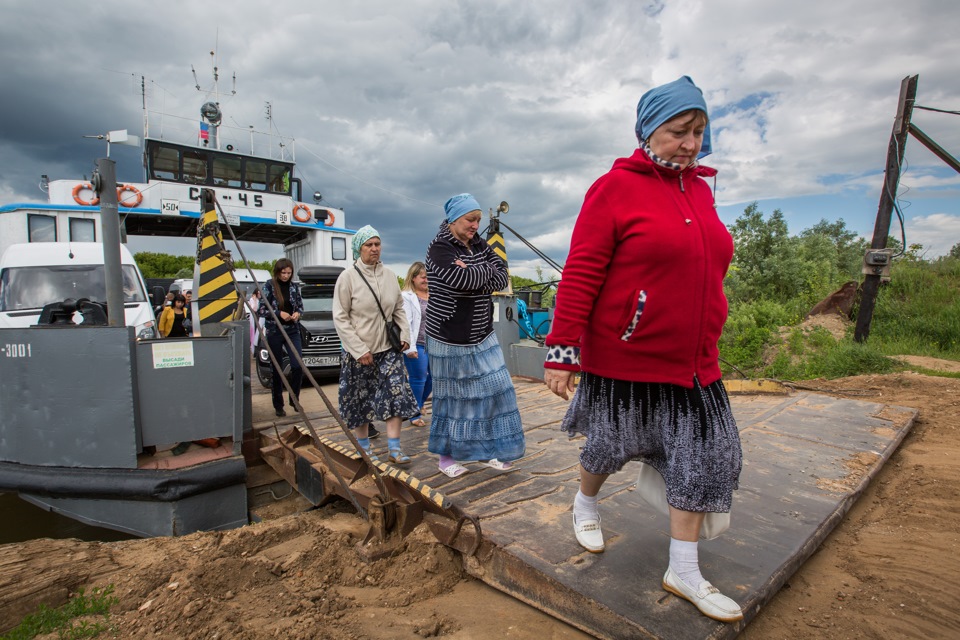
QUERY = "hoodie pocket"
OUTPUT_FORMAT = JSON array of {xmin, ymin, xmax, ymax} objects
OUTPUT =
[{"xmin": 620, "ymin": 290, "xmax": 648, "ymax": 341}]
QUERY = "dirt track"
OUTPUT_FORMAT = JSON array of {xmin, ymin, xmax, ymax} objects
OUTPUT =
[{"xmin": 2, "ymin": 369, "xmax": 958, "ymax": 639}]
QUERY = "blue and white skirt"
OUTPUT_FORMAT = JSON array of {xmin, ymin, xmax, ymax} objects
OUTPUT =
[
  {"xmin": 338, "ymin": 349, "xmax": 420, "ymax": 429},
  {"xmin": 426, "ymin": 333, "xmax": 525, "ymax": 462}
]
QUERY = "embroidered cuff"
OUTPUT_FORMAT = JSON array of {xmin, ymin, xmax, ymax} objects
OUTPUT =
[{"xmin": 545, "ymin": 344, "xmax": 580, "ymax": 369}]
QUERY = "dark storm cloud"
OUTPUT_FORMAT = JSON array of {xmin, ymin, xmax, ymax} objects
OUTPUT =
[{"xmin": 1, "ymin": 1, "xmax": 957, "ymax": 266}]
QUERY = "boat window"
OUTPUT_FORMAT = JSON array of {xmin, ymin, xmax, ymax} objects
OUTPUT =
[
  {"xmin": 28, "ymin": 214, "xmax": 57, "ymax": 242},
  {"xmin": 213, "ymin": 156, "xmax": 242, "ymax": 188},
  {"xmin": 269, "ymin": 165, "xmax": 291, "ymax": 194},
  {"xmin": 183, "ymin": 150, "xmax": 209, "ymax": 185},
  {"xmin": 150, "ymin": 145, "xmax": 180, "ymax": 180},
  {"xmin": 331, "ymin": 237, "xmax": 346, "ymax": 261},
  {"xmin": 0, "ymin": 264, "xmax": 146, "ymax": 311},
  {"xmin": 69, "ymin": 218, "xmax": 96, "ymax": 242},
  {"xmin": 245, "ymin": 160, "xmax": 267, "ymax": 191}
]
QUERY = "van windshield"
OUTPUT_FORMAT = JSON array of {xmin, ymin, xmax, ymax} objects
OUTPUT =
[{"xmin": 0, "ymin": 265, "xmax": 146, "ymax": 311}]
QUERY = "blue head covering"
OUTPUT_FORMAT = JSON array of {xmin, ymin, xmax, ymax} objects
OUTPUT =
[
  {"xmin": 352, "ymin": 225, "xmax": 380, "ymax": 260},
  {"xmin": 635, "ymin": 76, "xmax": 712, "ymax": 158},
  {"xmin": 443, "ymin": 193, "xmax": 482, "ymax": 223}
]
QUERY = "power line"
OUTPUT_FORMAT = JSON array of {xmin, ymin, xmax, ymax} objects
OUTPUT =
[{"xmin": 914, "ymin": 105, "xmax": 960, "ymax": 116}]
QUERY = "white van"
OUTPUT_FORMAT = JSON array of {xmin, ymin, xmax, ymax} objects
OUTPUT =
[
  {"xmin": 0, "ymin": 242, "xmax": 158, "ymax": 339},
  {"xmin": 170, "ymin": 268, "xmax": 272, "ymax": 300}
]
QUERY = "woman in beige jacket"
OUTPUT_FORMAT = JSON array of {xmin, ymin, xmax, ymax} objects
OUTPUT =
[{"xmin": 333, "ymin": 225, "xmax": 419, "ymax": 465}]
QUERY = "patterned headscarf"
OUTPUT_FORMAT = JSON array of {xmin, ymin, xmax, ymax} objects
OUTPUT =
[
  {"xmin": 635, "ymin": 76, "xmax": 712, "ymax": 158},
  {"xmin": 352, "ymin": 225, "xmax": 380, "ymax": 260},
  {"xmin": 443, "ymin": 193, "xmax": 482, "ymax": 223}
]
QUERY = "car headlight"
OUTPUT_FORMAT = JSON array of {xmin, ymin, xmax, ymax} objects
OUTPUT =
[{"xmin": 138, "ymin": 325, "xmax": 158, "ymax": 340}]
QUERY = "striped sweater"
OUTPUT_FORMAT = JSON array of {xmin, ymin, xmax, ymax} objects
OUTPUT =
[{"xmin": 424, "ymin": 223, "xmax": 508, "ymax": 345}]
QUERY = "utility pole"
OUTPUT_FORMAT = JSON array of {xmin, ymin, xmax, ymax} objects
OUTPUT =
[{"xmin": 854, "ymin": 75, "xmax": 918, "ymax": 343}]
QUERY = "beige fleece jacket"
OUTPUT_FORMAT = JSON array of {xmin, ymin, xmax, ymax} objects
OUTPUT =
[{"xmin": 333, "ymin": 259, "xmax": 411, "ymax": 359}]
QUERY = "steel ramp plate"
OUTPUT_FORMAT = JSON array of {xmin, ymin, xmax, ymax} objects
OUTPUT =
[{"xmin": 254, "ymin": 379, "xmax": 917, "ymax": 639}]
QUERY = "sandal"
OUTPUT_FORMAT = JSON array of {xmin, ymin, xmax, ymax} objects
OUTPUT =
[
  {"xmin": 388, "ymin": 449, "xmax": 411, "ymax": 465},
  {"xmin": 439, "ymin": 462, "xmax": 468, "ymax": 478},
  {"xmin": 361, "ymin": 447, "xmax": 379, "ymax": 462},
  {"xmin": 410, "ymin": 418, "xmax": 426, "ymax": 427},
  {"xmin": 481, "ymin": 459, "xmax": 513, "ymax": 470}
]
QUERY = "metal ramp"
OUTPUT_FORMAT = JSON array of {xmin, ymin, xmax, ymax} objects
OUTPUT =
[{"xmin": 253, "ymin": 379, "xmax": 917, "ymax": 639}]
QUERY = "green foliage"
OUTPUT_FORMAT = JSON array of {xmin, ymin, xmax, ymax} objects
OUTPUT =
[
  {"xmin": 1, "ymin": 585, "xmax": 118, "ymax": 640},
  {"xmin": 133, "ymin": 253, "xmax": 276, "ymax": 279},
  {"xmin": 133, "ymin": 252, "xmax": 195, "ymax": 279},
  {"xmin": 719, "ymin": 202, "xmax": 960, "ymax": 381},
  {"xmin": 511, "ymin": 275, "xmax": 556, "ymax": 307},
  {"xmin": 725, "ymin": 204, "xmax": 865, "ymax": 313},
  {"xmin": 867, "ymin": 257, "xmax": 960, "ymax": 358},
  {"xmin": 720, "ymin": 299, "xmax": 796, "ymax": 372}
]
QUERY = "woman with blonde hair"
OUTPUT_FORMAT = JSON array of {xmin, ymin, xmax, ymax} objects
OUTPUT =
[{"xmin": 401, "ymin": 261, "xmax": 431, "ymax": 427}]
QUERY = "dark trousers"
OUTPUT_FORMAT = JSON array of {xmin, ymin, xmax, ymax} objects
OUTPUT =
[{"xmin": 267, "ymin": 324, "xmax": 303, "ymax": 410}]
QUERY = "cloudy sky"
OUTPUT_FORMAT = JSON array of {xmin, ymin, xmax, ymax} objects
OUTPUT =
[{"xmin": 1, "ymin": 0, "xmax": 958, "ymax": 279}]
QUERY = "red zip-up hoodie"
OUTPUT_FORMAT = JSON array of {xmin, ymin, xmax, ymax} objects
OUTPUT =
[{"xmin": 544, "ymin": 148, "xmax": 733, "ymax": 388}]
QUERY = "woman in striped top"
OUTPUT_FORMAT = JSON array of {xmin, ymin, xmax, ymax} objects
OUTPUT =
[{"xmin": 424, "ymin": 193, "xmax": 525, "ymax": 478}]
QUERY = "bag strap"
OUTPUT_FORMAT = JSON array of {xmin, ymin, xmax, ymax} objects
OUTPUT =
[{"xmin": 354, "ymin": 265, "xmax": 390, "ymax": 323}]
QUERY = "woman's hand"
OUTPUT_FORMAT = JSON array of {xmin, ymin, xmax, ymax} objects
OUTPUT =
[
  {"xmin": 454, "ymin": 259, "xmax": 467, "ymax": 268},
  {"xmin": 544, "ymin": 369, "xmax": 577, "ymax": 400},
  {"xmin": 401, "ymin": 341, "xmax": 410, "ymax": 352},
  {"xmin": 291, "ymin": 311, "xmax": 300, "ymax": 322},
  {"xmin": 407, "ymin": 349, "xmax": 418, "ymax": 359},
  {"xmin": 358, "ymin": 352, "xmax": 374, "ymax": 366},
  {"xmin": 279, "ymin": 311, "xmax": 290, "ymax": 322}
]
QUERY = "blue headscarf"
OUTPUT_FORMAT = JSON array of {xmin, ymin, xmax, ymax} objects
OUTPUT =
[
  {"xmin": 443, "ymin": 193, "xmax": 482, "ymax": 223},
  {"xmin": 635, "ymin": 76, "xmax": 712, "ymax": 158},
  {"xmin": 352, "ymin": 225, "xmax": 380, "ymax": 260}
]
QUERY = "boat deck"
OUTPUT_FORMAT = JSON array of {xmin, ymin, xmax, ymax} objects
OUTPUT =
[{"xmin": 250, "ymin": 378, "xmax": 917, "ymax": 639}]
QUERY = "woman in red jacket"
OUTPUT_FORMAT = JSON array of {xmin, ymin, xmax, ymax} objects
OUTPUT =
[{"xmin": 543, "ymin": 76, "xmax": 743, "ymax": 623}]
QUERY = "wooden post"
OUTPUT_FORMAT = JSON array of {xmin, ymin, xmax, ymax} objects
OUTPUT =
[{"xmin": 854, "ymin": 75, "xmax": 918, "ymax": 343}]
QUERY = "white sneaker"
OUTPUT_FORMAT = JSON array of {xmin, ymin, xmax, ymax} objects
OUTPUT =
[
  {"xmin": 662, "ymin": 567, "xmax": 743, "ymax": 622},
  {"xmin": 572, "ymin": 513, "xmax": 604, "ymax": 553}
]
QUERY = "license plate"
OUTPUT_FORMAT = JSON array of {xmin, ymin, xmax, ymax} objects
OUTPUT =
[{"xmin": 303, "ymin": 356, "xmax": 339, "ymax": 366}]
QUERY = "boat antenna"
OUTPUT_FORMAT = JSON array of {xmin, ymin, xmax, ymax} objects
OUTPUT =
[{"xmin": 265, "ymin": 101, "xmax": 273, "ymax": 154}]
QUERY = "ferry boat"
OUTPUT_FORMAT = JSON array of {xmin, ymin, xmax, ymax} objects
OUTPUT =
[{"xmin": 0, "ymin": 67, "xmax": 356, "ymax": 537}]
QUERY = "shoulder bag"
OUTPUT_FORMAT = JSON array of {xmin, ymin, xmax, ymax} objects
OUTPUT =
[{"xmin": 354, "ymin": 266, "xmax": 403, "ymax": 352}]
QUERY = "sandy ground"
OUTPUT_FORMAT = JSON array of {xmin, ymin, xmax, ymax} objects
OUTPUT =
[{"xmin": 3, "ymin": 366, "xmax": 959, "ymax": 639}]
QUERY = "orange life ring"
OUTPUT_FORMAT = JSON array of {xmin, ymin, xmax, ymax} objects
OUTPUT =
[
  {"xmin": 324, "ymin": 210, "xmax": 335, "ymax": 227},
  {"xmin": 117, "ymin": 184, "xmax": 142, "ymax": 207},
  {"xmin": 292, "ymin": 203, "xmax": 312, "ymax": 223},
  {"xmin": 72, "ymin": 183, "xmax": 99, "ymax": 206}
]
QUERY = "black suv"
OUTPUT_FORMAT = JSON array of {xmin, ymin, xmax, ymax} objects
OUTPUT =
[{"xmin": 256, "ymin": 265, "xmax": 344, "ymax": 388}]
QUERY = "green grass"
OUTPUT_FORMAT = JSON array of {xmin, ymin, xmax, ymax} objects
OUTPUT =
[{"xmin": 1, "ymin": 586, "xmax": 118, "ymax": 640}]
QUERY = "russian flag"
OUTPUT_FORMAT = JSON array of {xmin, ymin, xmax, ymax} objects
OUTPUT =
[{"xmin": 199, "ymin": 122, "xmax": 209, "ymax": 141}]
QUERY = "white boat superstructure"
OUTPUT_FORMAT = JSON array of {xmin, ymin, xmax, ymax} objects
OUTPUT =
[{"xmin": 1, "ymin": 87, "xmax": 354, "ymax": 266}]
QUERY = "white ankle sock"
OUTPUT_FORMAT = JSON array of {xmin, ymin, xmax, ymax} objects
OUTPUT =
[
  {"xmin": 669, "ymin": 538, "xmax": 705, "ymax": 589},
  {"xmin": 573, "ymin": 490, "xmax": 599, "ymax": 523}
]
